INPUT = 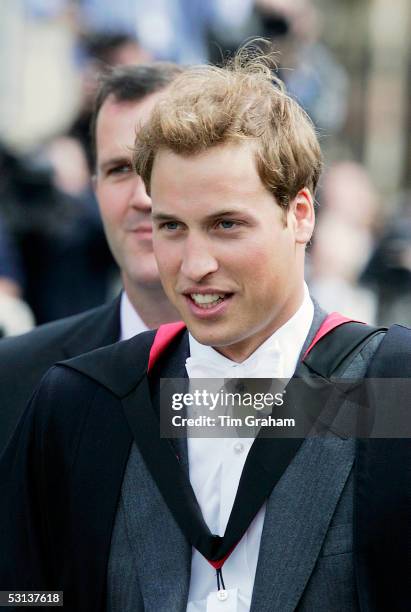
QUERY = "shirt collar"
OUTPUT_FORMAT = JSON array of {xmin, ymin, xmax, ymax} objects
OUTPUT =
[
  {"xmin": 119, "ymin": 291, "xmax": 149, "ymax": 341},
  {"xmin": 188, "ymin": 283, "xmax": 313, "ymax": 378}
]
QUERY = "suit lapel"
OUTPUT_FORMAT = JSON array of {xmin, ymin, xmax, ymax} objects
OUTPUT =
[{"xmin": 61, "ymin": 296, "xmax": 121, "ymax": 358}]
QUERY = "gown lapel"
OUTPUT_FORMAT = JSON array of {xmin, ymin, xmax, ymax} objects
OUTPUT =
[
  {"xmin": 250, "ymin": 436, "xmax": 355, "ymax": 612},
  {"xmin": 121, "ymin": 332, "xmax": 192, "ymax": 610},
  {"xmin": 250, "ymin": 303, "xmax": 353, "ymax": 612}
]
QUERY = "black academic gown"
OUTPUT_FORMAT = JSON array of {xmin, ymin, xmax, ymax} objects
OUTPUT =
[{"xmin": 0, "ymin": 297, "xmax": 120, "ymax": 454}]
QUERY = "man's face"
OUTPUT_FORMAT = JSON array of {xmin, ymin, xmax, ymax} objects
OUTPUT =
[
  {"xmin": 151, "ymin": 142, "xmax": 314, "ymax": 361},
  {"xmin": 95, "ymin": 93, "xmax": 162, "ymax": 291}
]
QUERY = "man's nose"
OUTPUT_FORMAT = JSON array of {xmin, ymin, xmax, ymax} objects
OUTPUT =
[
  {"xmin": 129, "ymin": 176, "xmax": 151, "ymax": 211},
  {"xmin": 180, "ymin": 234, "xmax": 219, "ymax": 282}
]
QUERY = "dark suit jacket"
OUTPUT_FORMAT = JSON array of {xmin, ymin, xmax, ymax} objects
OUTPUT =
[
  {"xmin": 0, "ymin": 298, "xmax": 120, "ymax": 454},
  {"xmin": 0, "ymin": 322, "xmax": 409, "ymax": 611}
]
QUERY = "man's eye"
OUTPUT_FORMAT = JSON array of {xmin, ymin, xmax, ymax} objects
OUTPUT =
[
  {"xmin": 161, "ymin": 221, "xmax": 180, "ymax": 230},
  {"xmin": 217, "ymin": 220, "xmax": 237, "ymax": 230},
  {"xmin": 107, "ymin": 164, "xmax": 131, "ymax": 176}
]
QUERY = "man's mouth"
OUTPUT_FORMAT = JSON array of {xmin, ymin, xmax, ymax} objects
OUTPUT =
[{"xmin": 186, "ymin": 292, "xmax": 232, "ymax": 309}]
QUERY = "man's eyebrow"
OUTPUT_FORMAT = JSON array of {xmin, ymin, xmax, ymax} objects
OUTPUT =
[
  {"xmin": 152, "ymin": 209, "xmax": 248, "ymax": 222},
  {"xmin": 152, "ymin": 212, "xmax": 181, "ymax": 222},
  {"xmin": 205, "ymin": 209, "xmax": 248, "ymax": 220}
]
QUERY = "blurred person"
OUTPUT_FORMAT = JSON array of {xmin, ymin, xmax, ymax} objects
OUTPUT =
[
  {"xmin": 44, "ymin": 33, "xmax": 152, "ymax": 303},
  {"xmin": 0, "ymin": 216, "xmax": 35, "ymax": 337},
  {"xmin": 362, "ymin": 194, "xmax": 411, "ymax": 326},
  {"xmin": 0, "ymin": 292, "xmax": 35, "ymax": 338},
  {"xmin": 0, "ymin": 63, "xmax": 180, "ymax": 453},
  {"xmin": 254, "ymin": 0, "xmax": 348, "ymax": 133},
  {"xmin": 308, "ymin": 162, "xmax": 380, "ymax": 322},
  {"xmin": 314, "ymin": 161, "xmax": 380, "ymax": 230},
  {"xmin": 46, "ymin": 135, "xmax": 91, "ymax": 196},
  {"xmin": 1, "ymin": 48, "xmax": 409, "ymax": 611},
  {"xmin": 24, "ymin": 0, "xmax": 254, "ymax": 85},
  {"xmin": 0, "ymin": 142, "xmax": 112, "ymax": 323},
  {"xmin": 77, "ymin": 0, "xmax": 254, "ymax": 64},
  {"xmin": 64, "ymin": 31, "xmax": 152, "ymax": 177}
]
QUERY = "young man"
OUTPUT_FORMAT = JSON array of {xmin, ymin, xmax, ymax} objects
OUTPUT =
[
  {"xmin": 1, "ymin": 54, "xmax": 409, "ymax": 611},
  {"xmin": 0, "ymin": 64, "xmax": 180, "ymax": 453}
]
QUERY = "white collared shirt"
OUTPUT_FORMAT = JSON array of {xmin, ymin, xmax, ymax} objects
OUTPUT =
[
  {"xmin": 119, "ymin": 291, "xmax": 149, "ymax": 341},
  {"xmin": 186, "ymin": 285, "xmax": 314, "ymax": 612}
]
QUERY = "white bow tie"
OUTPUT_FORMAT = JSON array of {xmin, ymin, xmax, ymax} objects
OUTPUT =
[{"xmin": 185, "ymin": 345, "xmax": 284, "ymax": 380}]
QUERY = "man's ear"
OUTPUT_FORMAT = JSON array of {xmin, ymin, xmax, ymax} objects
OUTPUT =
[{"xmin": 289, "ymin": 188, "xmax": 315, "ymax": 245}]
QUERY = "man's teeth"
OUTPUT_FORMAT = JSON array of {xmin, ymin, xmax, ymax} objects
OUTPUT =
[{"xmin": 190, "ymin": 293, "xmax": 225, "ymax": 307}]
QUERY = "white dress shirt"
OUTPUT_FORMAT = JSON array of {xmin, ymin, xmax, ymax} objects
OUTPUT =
[
  {"xmin": 186, "ymin": 285, "xmax": 314, "ymax": 612},
  {"xmin": 119, "ymin": 291, "xmax": 149, "ymax": 341}
]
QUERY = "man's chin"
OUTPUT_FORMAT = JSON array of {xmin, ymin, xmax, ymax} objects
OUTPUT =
[{"xmin": 184, "ymin": 323, "xmax": 240, "ymax": 349}]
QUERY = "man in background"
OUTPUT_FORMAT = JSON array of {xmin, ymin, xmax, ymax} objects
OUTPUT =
[{"xmin": 0, "ymin": 63, "xmax": 180, "ymax": 453}]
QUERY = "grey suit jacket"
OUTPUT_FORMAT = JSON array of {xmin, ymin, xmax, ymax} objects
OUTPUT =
[{"xmin": 107, "ymin": 304, "xmax": 385, "ymax": 612}]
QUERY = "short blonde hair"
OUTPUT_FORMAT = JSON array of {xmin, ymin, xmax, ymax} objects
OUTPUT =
[{"xmin": 133, "ymin": 45, "xmax": 322, "ymax": 209}]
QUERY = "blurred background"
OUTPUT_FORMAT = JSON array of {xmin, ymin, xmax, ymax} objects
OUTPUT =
[{"xmin": 0, "ymin": 0, "xmax": 409, "ymax": 336}]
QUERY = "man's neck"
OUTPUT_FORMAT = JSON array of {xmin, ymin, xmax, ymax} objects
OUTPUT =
[
  {"xmin": 123, "ymin": 278, "xmax": 179, "ymax": 330},
  {"xmin": 214, "ymin": 285, "xmax": 307, "ymax": 363}
]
